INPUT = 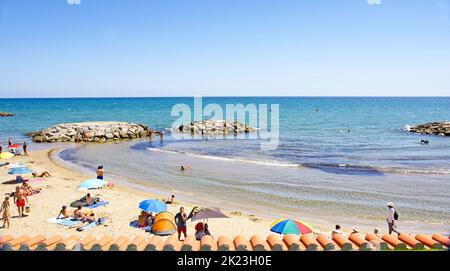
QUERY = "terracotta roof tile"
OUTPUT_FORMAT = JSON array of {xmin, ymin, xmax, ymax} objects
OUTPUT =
[
  {"xmin": 163, "ymin": 234, "xmax": 182, "ymax": 251},
  {"xmin": 349, "ymin": 233, "xmax": 371, "ymax": 251},
  {"xmin": 398, "ymin": 233, "xmax": 424, "ymax": 250},
  {"xmin": 181, "ymin": 236, "xmax": 200, "ymax": 251},
  {"xmin": 200, "ymin": 235, "xmax": 218, "ymax": 251},
  {"xmin": 382, "ymin": 234, "xmax": 407, "ymax": 250},
  {"xmin": 415, "ymin": 234, "xmax": 442, "ymax": 250},
  {"xmin": 234, "ymin": 235, "xmax": 252, "ymax": 251},
  {"xmin": 432, "ymin": 234, "xmax": 449, "ymax": 248},
  {"xmin": 266, "ymin": 234, "xmax": 287, "ymax": 251},
  {"xmin": 250, "ymin": 235, "xmax": 270, "ymax": 251},
  {"xmin": 218, "ymin": 236, "xmax": 235, "ymax": 251},
  {"xmin": 301, "ymin": 233, "xmax": 321, "ymax": 251},
  {"xmin": 316, "ymin": 234, "xmax": 335, "ymax": 251},
  {"xmin": 0, "ymin": 232, "xmax": 448, "ymax": 251},
  {"xmin": 283, "ymin": 234, "xmax": 305, "ymax": 251},
  {"xmin": 332, "ymin": 234, "xmax": 355, "ymax": 251}
]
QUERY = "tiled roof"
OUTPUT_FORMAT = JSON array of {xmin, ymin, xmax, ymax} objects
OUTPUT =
[{"xmin": 0, "ymin": 233, "xmax": 448, "ymax": 251}]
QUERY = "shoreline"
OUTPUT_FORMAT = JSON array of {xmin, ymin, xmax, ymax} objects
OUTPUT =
[
  {"xmin": 0, "ymin": 147, "xmax": 280, "ymax": 239},
  {"xmin": 1, "ymin": 145, "xmax": 449, "ymax": 240}
]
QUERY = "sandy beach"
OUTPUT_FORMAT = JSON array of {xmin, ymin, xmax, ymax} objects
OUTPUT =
[{"xmin": 0, "ymin": 147, "xmax": 280, "ymax": 240}]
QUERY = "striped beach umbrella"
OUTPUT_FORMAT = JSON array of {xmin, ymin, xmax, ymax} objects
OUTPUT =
[{"xmin": 270, "ymin": 219, "xmax": 314, "ymax": 235}]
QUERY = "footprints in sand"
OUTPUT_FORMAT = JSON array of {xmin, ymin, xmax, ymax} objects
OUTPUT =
[{"xmin": 230, "ymin": 211, "xmax": 261, "ymax": 222}]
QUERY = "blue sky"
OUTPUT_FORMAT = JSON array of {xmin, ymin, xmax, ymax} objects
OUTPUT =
[{"xmin": 0, "ymin": 0, "xmax": 449, "ymax": 97}]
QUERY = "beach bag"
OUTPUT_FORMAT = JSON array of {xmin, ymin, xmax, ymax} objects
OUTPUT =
[{"xmin": 394, "ymin": 211, "xmax": 399, "ymax": 220}]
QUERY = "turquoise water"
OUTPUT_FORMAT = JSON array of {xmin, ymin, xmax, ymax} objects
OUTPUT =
[{"xmin": 1, "ymin": 97, "xmax": 450, "ymax": 230}]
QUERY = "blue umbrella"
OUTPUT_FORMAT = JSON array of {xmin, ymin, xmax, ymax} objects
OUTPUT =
[
  {"xmin": 8, "ymin": 167, "xmax": 33, "ymax": 175},
  {"xmin": 139, "ymin": 199, "xmax": 167, "ymax": 213},
  {"xmin": 78, "ymin": 178, "xmax": 107, "ymax": 190}
]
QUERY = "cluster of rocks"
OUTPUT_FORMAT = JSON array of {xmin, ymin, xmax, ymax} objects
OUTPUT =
[
  {"xmin": 174, "ymin": 120, "xmax": 255, "ymax": 135},
  {"xmin": 0, "ymin": 112, "xmax": 14, "ymax": 117},
  {"xmin": 408, "ymin": 122, "xmax": 450, "ymax": 137},
  {"xmin": 31, "ymin": 122, "xmax": 154, "ymax": 143}
]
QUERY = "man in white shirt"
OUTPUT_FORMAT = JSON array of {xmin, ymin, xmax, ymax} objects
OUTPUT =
[{"xmin": 386, "ymin": 202, "xmax": 400, "ymax": 236}]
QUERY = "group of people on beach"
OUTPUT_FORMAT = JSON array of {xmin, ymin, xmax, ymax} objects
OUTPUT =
[
  {"xmin": 0, "ymin": 137, "xmax": 28, "ymax": 156},
  {"xmin": 331, "ymin": 202, "xmax": 401, "ymax": 238},
  {"xmin": 174, "ymin": 206, "xmax": 212, "ymax": 241}
]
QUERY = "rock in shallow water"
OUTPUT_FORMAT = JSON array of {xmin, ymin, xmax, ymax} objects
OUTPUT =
[
  {"xmin": 30, "ymin": 121, "xmax": 154, "ymax": 143},
  {"xmin": 408, "ymin": 122, "xmax": 450, "ymax": 137},
  {"xmin": 0, "ymin": 112, "xmax": 14, "ymax": 117},
  {"xmin": 173, "ymin": 120, "xmax": 255, "ymax": 135}
]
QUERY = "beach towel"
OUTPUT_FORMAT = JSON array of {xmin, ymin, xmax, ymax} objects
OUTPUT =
[
  {"xmin": 85, "ymin": 201, "xmax": 109, "ymax": 209},
  {"xmin": 70, "ymin": 196, "xmax": 107, "ymax": 208},
  {"xmin": 129, "ymin": 220, "xmax": 152, "ymax": 232},
  {"xmin": 46, "ymin": 217, "xmax": 82, "ymax": 227},
  {"xmin": 27, "ymin": 178, "xmax": 45, "ymax": 183},
  {"xmin": 76, "ymin": 221, "xmax": 98, "ymax": 232}
]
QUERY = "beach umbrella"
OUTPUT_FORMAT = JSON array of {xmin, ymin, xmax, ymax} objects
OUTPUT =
[
  {"xmin": 270, "ymin": 219, "xmax": 314, "ymax": 235},
  {"xmin": 191, "ymin": 207, "xmax": 229, "ymax": 221},
  {"xmin": 0, "ymin": 152, "xmax": 14, "ymax": 159},
  {"xmin": 8, "ymin": 167, "xmax": 33, "ymax": 175},
  {"xmin": 78, "ymin": 178, "xmax": 107, "ymax": 190},
  {"xmin": 139, "ymin": 199, "xmax": 167, "ymax": 213},
  {"xmin": 9, "ymin": 144, "xmax": 22, "ymax": 149}
]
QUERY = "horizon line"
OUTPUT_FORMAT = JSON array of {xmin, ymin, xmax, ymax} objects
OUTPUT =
[{"xmin": 1, "ymin": 95, "xmax": 450, "ymax": 99}]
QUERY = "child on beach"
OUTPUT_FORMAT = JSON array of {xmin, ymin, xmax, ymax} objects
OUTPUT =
[
  {"xmin": 96, "ymin": 166, "xmax": 104, "ymax": 180},
  {"xmin": 1, "ymin": 196, "xmax": 11, "ymax": 229}
]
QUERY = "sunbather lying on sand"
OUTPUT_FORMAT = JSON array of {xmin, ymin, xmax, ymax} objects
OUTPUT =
[
  {"xmin": 165, "ymin": 194, "xmax": 175, "ymax": 204},
  {"xmin": 21, "ymin": 182, "xmax": 41, "ymax": 196},
  {"xmin": 71, "ymin": 213, "xmax": 97, "ymax": 230},
  {"xmin": 32, "ymin": 171, "xmax": 51, "ymax": 178}
]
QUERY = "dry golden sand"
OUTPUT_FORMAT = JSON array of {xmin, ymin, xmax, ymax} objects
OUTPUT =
[{"xmin": 0, "ymin": 148, "xmax": 282, "ymax": 240}]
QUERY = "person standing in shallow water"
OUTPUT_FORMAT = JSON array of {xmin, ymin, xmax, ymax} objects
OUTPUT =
[
  {"xmin": 96, "ymin": 166, "xmax": 104, "ymax": 180},
  {"xmin": 386, "ymin": 202, "xmax": 400, "ymax": 236}
]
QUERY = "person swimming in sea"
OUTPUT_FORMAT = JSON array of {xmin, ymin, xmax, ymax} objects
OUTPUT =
[{"xmin": 180, "ymin": 166, "xmax": 191, "ymax": 171}]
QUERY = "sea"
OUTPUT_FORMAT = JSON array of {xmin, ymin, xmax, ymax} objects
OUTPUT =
[{"xmin": 1, "ymin": 97, "xmax": 449, "ymax": 233}]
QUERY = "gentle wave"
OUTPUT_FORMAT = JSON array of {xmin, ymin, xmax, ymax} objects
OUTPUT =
[
  {"xmin": 146, "ymin": 147, "xmax": 300, "ymax": 167},
  {"xmin": 146, "ymin": 147, "xmax": 450, "ymax": 175}
]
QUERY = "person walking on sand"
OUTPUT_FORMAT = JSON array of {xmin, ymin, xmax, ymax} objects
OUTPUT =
[
  {"xmin": 1, "ymin": 196, "xmax": 11, "ymax": 228},
  {"xmin": 8, "ymin": 137, "xmax": 13, "ymax": 147},
  {"xmin": 175, "ymin": 207, "xmax": 188, "ymax": 241},
  {"xmin": 23, "ymin": 142, "xmax": 28, "ymax": 155},
  {"xmin": 0, "ymin": 143, "xmax": 3, "ymax": 153},
  {"xmin": 386, "ymin": 202, "xmax": 400, "ymax": 236},
  {"xmin": 96, "ymin": 166, "xmax": 104, "ymax": 180},
  {"xmin": 13, "ymin": 186, "xmax": 29, "ymax": 218}
]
